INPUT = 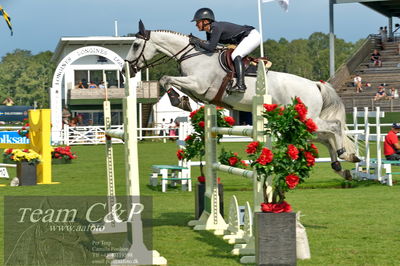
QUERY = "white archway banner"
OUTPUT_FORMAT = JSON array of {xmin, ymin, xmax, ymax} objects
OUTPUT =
[{"xmin": 50, "ymin": 46, "xmax": 135, "ymax": 144}]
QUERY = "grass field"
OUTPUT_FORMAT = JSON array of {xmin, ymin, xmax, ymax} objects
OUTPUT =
[{"xmin": 1, "ymin": 141, "xmax": 400, "ymax": 266}]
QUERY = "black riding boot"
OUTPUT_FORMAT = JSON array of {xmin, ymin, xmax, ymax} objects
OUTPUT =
[{"xmin": 233, "ymin": 56, "xmax": 246, "ymax": 92}]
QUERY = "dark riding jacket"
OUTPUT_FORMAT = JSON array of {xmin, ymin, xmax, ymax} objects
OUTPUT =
[{"xmin": 197, "ymin": 21, "xmax": 254, "ymax": 52}]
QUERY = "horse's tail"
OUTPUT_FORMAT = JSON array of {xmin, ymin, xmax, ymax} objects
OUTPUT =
[{"xmin": 316, "ymin": 81, "xmax": 356, "ymax": 155}]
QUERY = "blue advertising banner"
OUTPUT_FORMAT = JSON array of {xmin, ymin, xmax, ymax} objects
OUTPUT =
[
  {"xmin": 0, "ymin": 106, "xmax": 32, "ymax": 122},
  {"xmin": 0, "ymin": 131, "xmax": 29, "ymax": 144}
]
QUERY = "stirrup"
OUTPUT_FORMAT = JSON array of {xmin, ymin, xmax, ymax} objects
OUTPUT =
[{"xmin": 228, "ymin": 83, "xmax": 246, "ymax": 93}]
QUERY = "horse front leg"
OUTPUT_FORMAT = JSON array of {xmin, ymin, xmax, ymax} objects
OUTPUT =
[{"xmin": 159, "ymin": 75, "xmax": 202, "ymax": 111}]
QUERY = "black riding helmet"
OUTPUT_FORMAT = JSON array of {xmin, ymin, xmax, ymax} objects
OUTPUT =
[{"xmin": 191, "ymin": 8, "xmax": 215, "ymax": 22}]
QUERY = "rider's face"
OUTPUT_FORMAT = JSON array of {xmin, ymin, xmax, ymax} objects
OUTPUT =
[
  {"xmin": 196, "ymin": 20, "xmax": 210, "ymax": 32},
  {"xmin": 195, "ymin": 20, "xmax": 204, "ymax": 31}
]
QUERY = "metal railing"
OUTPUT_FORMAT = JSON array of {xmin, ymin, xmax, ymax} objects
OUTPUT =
[{"xmin": 342, "ymin": 97, "xmax": 400, "ymax": 113}]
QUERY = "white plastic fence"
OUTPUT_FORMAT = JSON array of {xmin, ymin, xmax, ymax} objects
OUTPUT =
[
  {"xmin": 59, "ymin": 119, "xmax": 394, "ymax": 146},
  {"xmin": 62, "ymin": 124, "xmax": 179, "ymax": 145}
]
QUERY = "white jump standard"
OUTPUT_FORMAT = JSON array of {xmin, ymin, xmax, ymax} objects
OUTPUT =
[
  {"xmin": 351, "ymin": 107, "xmax": 394, "ymax": 186},
  {"xmin": 102, "ymin": 62, "xmax": 167, "ymax": 265},
  {"xmin": 188, "ymin": 62, "xmax": 271, "ymax": 264}
]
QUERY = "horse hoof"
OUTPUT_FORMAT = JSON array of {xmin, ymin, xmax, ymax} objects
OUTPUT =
[
  {"xmin": 335, "ymin": 169, "xmax": 353, "ymax": 180},
  {"xmin": 340, "ymin": 153, "xmax": 361, "ymax": 163},
  {"xmin": 343, "ymin": 170, "xmax": 352, "ymax": 181},
  {"xmin": 349, "ymin": 154, "xmax": 361, "ymax": 163}
]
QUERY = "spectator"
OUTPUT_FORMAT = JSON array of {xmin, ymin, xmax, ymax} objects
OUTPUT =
[
  {"xmin": 99, "ymin": 81, "xmax": 106, "ymax": 89},
  {"xmin": 2, "ymin": 97, "xmax": 14, "ymax": 106},
  {"xmin": 371, "ymin": 49, "xmax": 382, "ymax": 67},
  {"xmin": 77, "ymin": 81, "xmax": 85, "ymax": 89},
  {"xmin": 383, "ymin": 123, "xmax": 400, "ymax": 161},
  {"xmin": 373, "ymin": 85, "xmax": 386, "ymax": 101},
  {"xmin": 382, "ymin": 26, "xmax": 388, "ymax": 42},
  {"xmin": 68, "ymin": 118, "xmax": 77, "ymax": 127},
  {"xmin": 62, "ymin": 107, "xmax": 71, "ymax": 125},
  {"xmin": 82, "ymin": 79, "xmax": 88, "ymax": 87},
  {"xmin": 168, "ymin": 118, "xmax": 176, "ymax": 139},
  {"xmin": 386, "ymin": 87, "xmax": 399, "ymax": 100},
  {"xmin": 378, "ymin": 26, "xmax": 384, "ymax": 37},
  {"xmin": 88, "ymin": 81, "xmax": 98, "ymax": 89},
  {"xmin": 74, "ymin": 114, "xmax": 84, "ymax": 126},
  {"xmin": 159, "ymin": 118, "xmax": 167, "ymax": 136},
  {"xmin": 378, "ymin": 27, "xmax": 384, "ymax": 47},
  {"xmin": 353, "ymin": 74, "xmax": 363, "ymax": 93}
]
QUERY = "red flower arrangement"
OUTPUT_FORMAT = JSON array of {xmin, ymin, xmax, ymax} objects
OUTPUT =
[
  {"xmin": 256, "ymin": 147, "xmax": 273, "ymax": 165},
  {"xmin": 304, "ymin": 119, "xmax": 317, "ymax": 133},
  {"xmin": 261, "ymin": 201, "xmax": 292, "ymax": 213},
  {"xmin": 263, "ymin": 103, "xmax": 278, "ymax": 112},
  {"xmin": 176, "ymin": 149, "xmax": 185, "ymax": 160},
  {"xmin": 246, "ymin": 141, "xmax": 259, "ymax": 154},
  {"xmin": 176, "ymin": 106, "xmax": 236, "ymax": 179},
  {"xmin": 285, "ymin": 174, "xmax": 300, "ymax": 189},
  {"xmin": 52, "ymin": 146, "xmax": 77, "ymax": 161},
  {"xmin": 247, "ymin": 97, "xmax": 318, "ymax": 213},
  {"xmin": 218, "ymin": 149, "xmax": 247, "ymax": 169},
  {"xmin": 287, "ymin": 144, "xmax": 299, "ymax": 160},
  {"xmin": 197, "ymin": 176, "xmax": 221, "ymax": 184},
  {"xmin": 224, "ymin": 116, "xmax": 235, "ymax": 126},
  {"xmin": 17, "ymin": 123, "xmax": 30, "ymax": 139}
]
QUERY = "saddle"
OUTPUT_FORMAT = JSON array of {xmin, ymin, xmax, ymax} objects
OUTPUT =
[
  {"xmin": 218, "ymin": 48, "xmax": 272, "ymax": 77},
  {"xmin": 210, "ymin": 49, "xmax": 272, "ymax": 107}
]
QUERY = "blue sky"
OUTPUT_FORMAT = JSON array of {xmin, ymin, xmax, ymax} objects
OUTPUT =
[{"xmin": 0, "ymin": 0, "xmax": 398, "ymax": 58}]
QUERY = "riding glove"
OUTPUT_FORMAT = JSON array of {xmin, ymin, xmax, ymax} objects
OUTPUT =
[{"xmin": 189, "ymin": 36, "xmax": 201, "ymax": 47}]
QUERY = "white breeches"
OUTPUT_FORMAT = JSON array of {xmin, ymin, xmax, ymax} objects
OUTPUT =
[{"xmin": 231, "ymin": 29, "xmax": 261, "ymax": 60}]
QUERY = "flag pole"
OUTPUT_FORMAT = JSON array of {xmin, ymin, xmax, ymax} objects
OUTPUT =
[{"xmin": 257, "ymin": 0, "xmax": 264, "ymax": 57}]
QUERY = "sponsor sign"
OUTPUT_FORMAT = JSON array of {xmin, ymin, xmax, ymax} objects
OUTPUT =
[
  {"xmin": 0, "ymin": 131, "xmax": 30, "ymax": 144},
  {"xmin": 0, "ymin": 106, "xmax": 32, "ymax": 122}
]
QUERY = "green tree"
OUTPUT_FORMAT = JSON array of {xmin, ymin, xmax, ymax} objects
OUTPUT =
[{"xmin": 0, "ymin": 50, "xmax": 54, "ymax": 107}]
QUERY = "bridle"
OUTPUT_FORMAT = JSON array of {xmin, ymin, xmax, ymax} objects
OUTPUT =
[{"xmin": 125, "ymin": 32, "xmax": 198, "ymax": 75}]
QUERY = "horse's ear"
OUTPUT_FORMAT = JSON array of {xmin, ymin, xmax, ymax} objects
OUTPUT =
[
  {"xmin": 136, "ymin": 19, "xmax": 151, "ymax": 40},
  {"xmin": 138, "ymin": 20, "xmax": 146, "ymax": 35}
]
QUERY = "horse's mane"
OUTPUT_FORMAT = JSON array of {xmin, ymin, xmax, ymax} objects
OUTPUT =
[{"xmin": 152, "ymin": 30, "xmax": 189, "ymax": 38}]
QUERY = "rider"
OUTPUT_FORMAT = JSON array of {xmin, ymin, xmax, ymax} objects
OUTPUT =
[{"xmin": 189, "ymin": 7, "xmax": 261, "ymax": 93}]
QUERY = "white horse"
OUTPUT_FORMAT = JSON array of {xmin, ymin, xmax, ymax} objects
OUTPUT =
[{"xmin": 125, "ymin": 21, "xmax": 360, "ymax": 178}]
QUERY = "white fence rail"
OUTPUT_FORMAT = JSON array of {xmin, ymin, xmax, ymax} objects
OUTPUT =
[
  {"xmin": 60, "ymin": 121, "xmax": 394, "ymax": 146},
  {"xmin": 62, "ymin": 125, "xmax": 177, "ymax": 145}
]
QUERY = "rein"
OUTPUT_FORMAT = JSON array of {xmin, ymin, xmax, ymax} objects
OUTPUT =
[{"xmin": 126, "ymin": 34, "xmax": 211, "ymax": 73}]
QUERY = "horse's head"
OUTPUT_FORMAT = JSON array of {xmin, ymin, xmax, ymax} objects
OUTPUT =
[{"xmin": 125, "ymin": 20, "xmax": 157, "ymax": 77}]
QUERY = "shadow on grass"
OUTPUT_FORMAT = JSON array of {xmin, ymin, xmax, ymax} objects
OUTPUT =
[
  {"xmin": 194, "ymin": 230, "xmax": 242, "ymax": 263},
  {"xmin": 152, "ymin": 212, "xmax": 194, "ymax": 227},
  {"xmin": 223, "ymin": 187, "xmax": 253, "ymax": 192},
  {"xmin": 298, "ymin": 179, "xmax": 388, "ymax": 189},
  {"xmin": 146, "ymin": 184, "xmax": 190, "ymax": 193}
]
